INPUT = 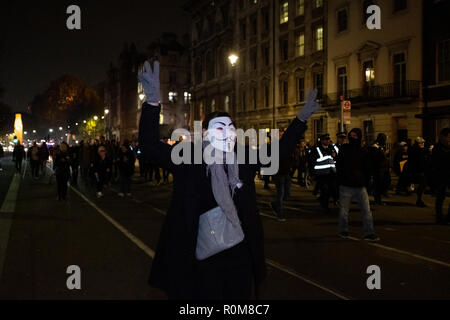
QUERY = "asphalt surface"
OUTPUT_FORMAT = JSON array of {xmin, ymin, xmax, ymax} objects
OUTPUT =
[{"xmin": 0, "ymin": 157, "xmax": 449, "ymax": 300}]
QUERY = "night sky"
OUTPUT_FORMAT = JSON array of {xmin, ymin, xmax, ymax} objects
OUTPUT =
[{"xmin": 0, "ymin": 0, "xmax": 189, "ymax": 112}]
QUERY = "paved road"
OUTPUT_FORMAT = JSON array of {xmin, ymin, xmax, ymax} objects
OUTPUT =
[{"xmin": 0, "ymin": 158, "xmax": 449, "ymax": 299}]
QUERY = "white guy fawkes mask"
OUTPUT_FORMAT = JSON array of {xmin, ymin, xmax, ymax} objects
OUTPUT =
[{"xmin": 205, "ymin": 116, "xmax": 237, "ymax": 153}]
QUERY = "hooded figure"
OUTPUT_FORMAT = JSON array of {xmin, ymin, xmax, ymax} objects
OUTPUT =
[
  {"xmin": 336, "ymin": 128, "xmax": 379, "ymax": 241},
  {"xmin": 138, "ymin": 59, "xmax": 320, "ymax": 299}
]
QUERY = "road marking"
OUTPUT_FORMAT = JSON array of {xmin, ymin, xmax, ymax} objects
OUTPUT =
[
  {"xmin": 423, "ymin": 237, "xmax": 450, "ymax": 245},
  {"xmin": 0, "ymin": 172, "xmax": 21, "ymax": 279},
  {"xmin": 70, "ymin": 186, "xmax": 155, "ymax": 259},
  {"xmin": 73, "ymin": 187, "xmax": 347, "ymax": 299},
  {"xmin": 347, "ymin": 236, "xmax": 450, "ymax": 268},
  {"xmin": 0, "ymin": 173, "xmax": 21, "ymax": 213},
  {"xmin": 259, "ymin": 200, "xmax": 316, "ymax": 214},
  {"xmin": 266, "ymin": 258, "xmax": 351, "ymax": 300}
]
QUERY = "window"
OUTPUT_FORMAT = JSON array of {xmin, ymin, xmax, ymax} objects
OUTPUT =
[
  {"xmin": 240, "ymin": 51, "xmax": 247, "ymax": 73},
  {"xmin": 438, "ymin": 40, "xmax": 450, "ymax": 82},
  {"xmin": 295, "ymin": 33, "xmax": 305, "ymax": 57},
  {"xmin": 314, "ymin": 118, "xmax": 324, "ymax": 143},
  {"xmin": 252, "ymin": 87, "xmax": 257, "ymax": 109},
  {"xmin": 280, "ymin": 1, "xmax": 289, "ymax": 24},
  {"xmin": 221, "ymin": 5, "xmax": 229, "ymax": 27},
  {"xmin": 262, "ymin": 43, "xmax": 270, "ymax": 66},
  {"xmin": 241, "ymin": 89, "xmax": 247, "ymax": 111},
  {"xmin": 314, "ymin": 26, "xmax": 324, "ymax": 51},
  {"xmin": 184, "ymin": 92, "xmax": 192, "ymax": 104},
  {"xmin": 296, "ymin": 0, "xmax": 304, "ymax": 16},
  {"xmin": 224, "ymin": 96, "xmax": 230, "ymax": 112},
  {"xmin": 239, "ymin": 0, "xmax": 245, "ymax": 10},
  {"xmin": 297, "ymin": 77, "xmax": 305, "ymax": 102},
  {"xmin": 251, "ymin": 47, "xmax": 258, "ymax": 70},
  {"xmin": 195, "ymin": 58, "xmax": 203, "ymax": 84},
  {"xmin": 206, "ymin": 51, "xmax": 216, "ymax": 80},
  {"xmin": 364, "ymin": 120, "xmax": 374, "ymax": 145},
  {"xmin": 169, "ymin": 91, "xmax": 178, "ymax": 103},
  {"xmin": 393, "ymin": 52, "xmax": 406, "ymax": 95},
  {"xmin": 250, "ymin": 14, "xmax": 257, "ymax": 36},
  {"xmin": 337, "ymin": 67, "xmax": 348, "ymax": 97},
  {"xmin": 262, "ymin": 7, "xmax": 270, "ymax": 33},
  {"xmin": 394, "ymin": 0, "xmax": 407, "ymax": 12},
  {"xmin": 314, "ymin": 73, "xmax": 323, "ymax": 98},
  {"xmin": 240, "ymin": 20, "xmax": 247, "ymax": 41},
  {"xmin": 211, "ymin": 99, "xmax": 216, "ymax": 112},
  {"xmin": 264, "ymin": 84, "xmax": 270, "ymax": 108},
  {"xmin": 280, "ymin": 79, "xmax": 289, "ymax": 105},
  {"xmin": 363, "ymin": 60, "xmax": 375, "ymax": 84},
  {"xmin": 280, "ymin": 37, "xmax": 289, "ymax": 61},
  {"xmin": 314, "ymin": 0, "xmax": 323, "ymax": 9},
  {"xmin": 337, "ymin": 9, "xmax": 348, "ymax": 33}
]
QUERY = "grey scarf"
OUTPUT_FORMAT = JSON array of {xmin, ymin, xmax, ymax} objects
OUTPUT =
[{"xmin": 203, "ymin": 141, "xmax": 242, "ymax": 227}]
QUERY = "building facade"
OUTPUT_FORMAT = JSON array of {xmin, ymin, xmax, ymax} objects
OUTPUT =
[
  {"xmin": 104, "ymin": 35, "xmax": 191, "ymax": 142},
  {"xmin": 421, "ymin": 0, "xmax": 450, "ymax": 142},
  {"xmin": 325, "ymin": 0, "xmax": 423, "ymax": 146},
  {"xmin": 185, "ymin": 0, "xmax": 328, "ymax": 142}
]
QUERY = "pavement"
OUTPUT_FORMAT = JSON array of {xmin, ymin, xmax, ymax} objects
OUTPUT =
[{"xmin": 0, "ymin": 156, "xmax": 449, "ymax": 300}]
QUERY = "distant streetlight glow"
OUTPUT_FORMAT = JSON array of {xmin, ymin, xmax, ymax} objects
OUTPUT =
[
  {"xmin": 93, "ymin": 116, "xmax": 99, "ymax": 121},
  {"xmin": 33, "ymin": 130, "xmax": 36, "ymax": 133},
  {"xmin": 104, "ymin": 109, "xmax": 110, "ymax": 115},
  {"xmin": 59, "ymin": 127, "xmax": 63, "ymax": 131},
  {"xmin": 49, "ymin": 129, "xmax": 53, "ymax": 133},
  {"xmin": 228, "ymin": 54, "xmax": 239, "ymax": 67}
]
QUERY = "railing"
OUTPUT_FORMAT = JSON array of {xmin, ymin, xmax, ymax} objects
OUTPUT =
[
  {"xmin": 323, "ymin": 80, "xmax": 421, "ymax": 107},
  {"xmin": 424, "ymin": 83, "xmax": 450, "ymax": 102}
]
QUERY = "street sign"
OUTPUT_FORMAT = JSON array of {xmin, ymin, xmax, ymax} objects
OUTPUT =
[{"xmin": 341, "ymin": 100, "xmax": 351, "ymax": 125}]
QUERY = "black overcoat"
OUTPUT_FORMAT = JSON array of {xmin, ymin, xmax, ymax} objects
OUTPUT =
[{"xmin": 138, "ymin": 103, "xmax": 307, "ymax": 299}]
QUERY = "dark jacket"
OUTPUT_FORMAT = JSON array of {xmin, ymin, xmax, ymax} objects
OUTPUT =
[
  {"xmin": 13, "ymin": 145, "xmax": 25, "ymax": 161},
  {"xmin": 407, "ymin": 145, "xmax": 428, "ymax": 176},
  {"xmin": 431, "ymin": 141, "xmax": 450, "ymax": 185},
  {"xmin": 117, "ymin": 148, "xmax": 136, "ymax": 176},
  {"xmin": 54, "ymin": 152, "xmax": 71, "ymax": 177},
  {"xmin": 368, "ymin": 143, "xmax": 390, "ymax": 176},
  {"xmin": 93, "ymin": 155, "xmax": 112, "ymax": 179},
  {"xmin": 139, "ymin": 103, "xmax": 307, "ymax": 299},
  {"xmin": 336, "ymin": 141, "xmax": 371, "ymax": 188}
]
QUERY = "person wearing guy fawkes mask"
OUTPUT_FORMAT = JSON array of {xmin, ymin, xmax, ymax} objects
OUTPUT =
[
  {"xmin": 138, "ymin": 59, "xmax": 321, "ymax": 299},
  {"xmin": 336, "ymin": 128, "xmax": 379, "ymax": 242}
]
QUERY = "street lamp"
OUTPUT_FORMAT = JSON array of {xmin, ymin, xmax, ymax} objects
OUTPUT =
[
  {"xmin": 104, "ymin": 109, "xmax": 110, "ymax": 115},
  {"xmin": 228, "ymin": 54, "xmax": 239, "ymax": 67},
  {"xmin": 59, "ymin": 127, "xmax": 63, "ymax": 131},
  {"xmin": 49, "ymin": 129, "xmax": 53, "ymax": 133},
  {"xmin": 33, "ymin": 130, "xmax": 36, "ymax": 134},
  {"xmin": 93, "ymin": 115, "xmax": 99, "ymax": 121}
]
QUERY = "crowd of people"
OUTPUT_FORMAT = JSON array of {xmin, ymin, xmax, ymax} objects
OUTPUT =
[
  {"xmin": 7, "ymin": 136, "xmax": 174, "ymax": 201},
  {"xmin": 267, "ymin": 127, "xmax": 450, "ymax": 227}
]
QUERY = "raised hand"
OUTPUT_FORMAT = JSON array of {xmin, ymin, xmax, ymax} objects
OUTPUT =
[
  {"xmin": 138, "ymin": 60, "xmax": 160, "ymax": 105},
  {"xmin": 297, "ymin": 88, "xmax": 321, "ymax": 122}
]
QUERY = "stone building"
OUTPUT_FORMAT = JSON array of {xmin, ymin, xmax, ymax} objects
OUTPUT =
[{"xmin": 325, "ymin": 0, "xmax": 423, "ymax": 146}]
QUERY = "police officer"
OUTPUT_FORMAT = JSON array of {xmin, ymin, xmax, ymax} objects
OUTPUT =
[
  {"xmin": 334, "ymin": 132, "xmax": 347, "ymax": 154},
  {"xmin": 312, "ymin": 133, "xmax": 338, "ymax": 210}
]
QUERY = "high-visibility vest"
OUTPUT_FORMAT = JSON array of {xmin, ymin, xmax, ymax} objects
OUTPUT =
[
  {"xmin": 333, "ymin": 144, "xmax": 339, "ymax": 154},
  {"xmin": 314, "ymin": 147, "xmax": 336, "ymax": 175}
]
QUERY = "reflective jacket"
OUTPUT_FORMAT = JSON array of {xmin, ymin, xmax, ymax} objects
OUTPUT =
[{"xmin": 313, "ymin": 145, "xmax": 336, "ymax": 175}]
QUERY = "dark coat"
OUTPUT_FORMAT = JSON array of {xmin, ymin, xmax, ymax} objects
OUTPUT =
[
  {"xmin": 54, "ymin": 152, "xmax": 71, "ymax": 178},
  {"xmin": 117, "ymin": 148, "xmax": 136, "ymax": 176},
  {"xmin": 336, "ymin": 143, "xmax": 371, "ymax": 188},
  {"xmin": 431, "ymin": 141, "xmax": 450, "ymax": 185},
  {"xmin": 139, "ymin": 103, "xmax": 307, "ymax": 299}
]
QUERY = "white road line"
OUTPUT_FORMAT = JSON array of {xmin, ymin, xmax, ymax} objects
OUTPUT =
[
  {"xmin": 347, "ymin": 236, "xmax": 450, "ymax": 268},
  {"xmin": 266, "ymin": 258, "xmax": 351, "ymax": 300},
  {"xmin": 0, "ymin": 173, "xmax": 22, "ymax": 278},
  {"xmin": 72, "ymin": 187, "xmax": 347, "ymax": 299},
  {"xmin": 70, "ymin": 186, "xmax": 155, "ymax": 259}
]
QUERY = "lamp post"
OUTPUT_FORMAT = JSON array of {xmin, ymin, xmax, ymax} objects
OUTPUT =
[{"xmin": 228, "ymin": 54, "xmax": 239, "ymax": 117}]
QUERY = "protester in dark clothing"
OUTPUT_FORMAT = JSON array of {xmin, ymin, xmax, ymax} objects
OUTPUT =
[
  {"xmin": 38, "ymin": 142, "xmax": 50, "ymax": 175},
  {"xmin": 12, "ymin": 142, "xmax": 25, "ymax": 174},
  {"xmin": 138, "ymin": 59, "xmax": 320, "ymax": 300},
  {"xmin": 117, "ymin": 141, "xmax": 136, "ymax": 197},
  {"xmin": 93, "ymin": 145, "xmax": 112, "ymax": 198},
  {"xmin": 394, "ymin": 142, "xmax": 410, "ymax": 195},
  {"xmin": 69, "ymin": 144, "xmax": 80, "ymax": 186},
  {"xmin": 369, "ymin": 133, "xmax": 391, "ymax": 205},
  {"xmin": 408, "ymin": 137, "xmax": 429, "ymax": 207},
  {"xmin": 431, "ymin": 128, "xmax": 450, "ymax": 225},
  {"xmin": 336, "ymin": 128, "xmax": 378, "ymax": 241},
  {"xmin": 79, "ymin": 141, "xmax": 91, "ymax": 182},
  {"xmin": 28, "ymin": 142, "xmax": 40, "ymax": 178},
  {"xmin": 54, "ymin": 143, "xmax": 71, "ymax": 201},
  {"xmin": 271, "ymin": 130, "xmax": 292, "ymax": 222}
]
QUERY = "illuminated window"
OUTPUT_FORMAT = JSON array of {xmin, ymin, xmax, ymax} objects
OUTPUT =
[
  {"xmin": 280, "ymin": 1, "xmax": 289, "ymax": 24},
  {"xmin": 314, "ymin": 26, "xmax": 323, "ymax": 51},
  {"xmin": 296, "ymin": 0, "xmax": 304, "ymax": 16},
  {"xmin": 314, "ymin": 0, "xmax": 323, "ymax": 9},
  {"xmin": 184, "ymin": 91, "xmax": 192, "ymax": 104},
  {"xmin": 169, "ymin": 91, "xmax": 178, "ymax": 103},
  {"xmin": 295, "ymin": 33, "xmax": 305, "ymax": 57}
]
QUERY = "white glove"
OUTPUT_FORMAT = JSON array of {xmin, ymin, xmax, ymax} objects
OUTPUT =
[
  {"xmin": 138, "ymin": 60, "xmax": 160, "ymax": 106},
  {"xmin": 297, "ymin": 89, "xmax": 321, "ymax": 122}
]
